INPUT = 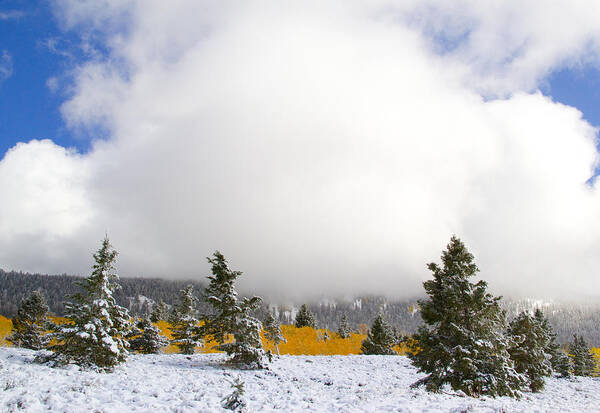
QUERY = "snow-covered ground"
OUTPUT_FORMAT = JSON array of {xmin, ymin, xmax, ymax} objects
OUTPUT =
[{"xmin": 1, "ymin": 348, "xmax": 599, "ymax": 412}]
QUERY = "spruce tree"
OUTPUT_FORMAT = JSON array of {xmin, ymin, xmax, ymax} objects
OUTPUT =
[
  {"xmin": 169, "ymin": 285, "xmax": 201, "ymax": 354},
  {"xmin": 202, "ymin": 251, "xmax": 266, "ymax": 368},
  {"xmin": 7, "ymin": 291, "xmax": 51, "ymax": 350},
  {"xmin": 46, "ymin": 237, "xmax": 131, "ymax": 370},
  {"xmin": 294, "ymin": 304, "xmax": 316, "ymax": 328},
  {"xmin": 222, "ymin": 377, "xmax": 247, "ymax": 412},
  {"xmin": 129, "ymin": 317, "xmax": 169, "ymax": 354},
  {"xmin": 409, "ymin": 236, "xmax": 525, "ymax": 398},
  {"xmin": 508, "ymin": 311, "xmax": 552, "ymax": 392},
  {"xmin": 338, "ymin": 314, "xmax": 350, "ymax": 339},
  {"xmin": 360, "ymin": 312, "xmax": 396, "ymax": 355},
  {"xmin": 570, "ymin": 335, "xmax": 596, "ymax": 376},
  {"xmin": 150, "ymin": 299, "xmax": 169, "ymax": 323},
  {"xmin": 263, "ymin": 312, "xmax": 285, "ymax": 355},
  {"xmin": 534, "ymin": 309, "xmax": 571, "ymax": 377}
]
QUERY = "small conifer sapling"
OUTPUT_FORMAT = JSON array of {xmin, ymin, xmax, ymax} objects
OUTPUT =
[
  {"xmin": 570, "ymin": 335, "xmax": 596, "ymax": 376},
  {"xmin": 222, "ymin": 376, "xmax": 247, "ymax": 412},
  {"xmin": 338, "ymin": 314, "xmax": 350, "ymax": 339},
  {"xmin": 202, "ymin": 251, "xmax": 266, "ymax": 368},
  {"xmin": 8, "ymin": 291, "xmax": 51, "ymax": 350},
  {"xmin": 508, "ymin": 311, "xmax": 552, "ymax": 392},
  {"xmin": 360, "ymin": 312, "xmax": 396, "ymax": 355},
  {"xmin": 129, "ymin": 317, "xmax": 169, "ymax": 354},
  {"xmin": 263, "ymin": 312, "xmax": 285, "ymax": 355},
  {"xmin": 294, "ymin": 304, "xmax": 316, "ymax": 329},
  {"xmin": 169, "ymin": 285, "xmax": 201, "ymax": 355},
  {"xmin": 534, "ymin": 309, "xmax": 571, "ymax": 378},
  {"xmin": 150, "ymin": 299, "xmax": 169, "ymax": 323}
]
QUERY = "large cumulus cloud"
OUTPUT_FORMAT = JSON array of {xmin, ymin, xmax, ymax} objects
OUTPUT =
[{"xmin": 1, "ymin": 0, "xmax": 600, "ymax": 299}]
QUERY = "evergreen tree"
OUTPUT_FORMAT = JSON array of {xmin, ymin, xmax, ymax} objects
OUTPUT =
[
  {"xmin": 360, "ymin": 312, "xmax": 396, "ymax": 355},
  {"xmin": 169, "ymin": 285, "xmax": 201, "ymax": 354},
  {"xmin": 7, "ymin": 291, "xmax": 51, "ymax": 350},
  {"xmin": 46, "ymin": 237, "xmax": 131, "ymax": 370},
  {"xmin": 409, "ymin": 236, "xmax": 525, "ymax": 398},
  {"xmin": 534, "ymin": 309, "xmax": 571, "ymax": 377},
  {"xmin": 263, "ymin": 312, "xmax": 285, "ymax": 355},
  {"xmin": 150, "ymin": 299, "xmax": 169, "ymax": 323},
  {"xmin": 202, "ymin": 251, "xmax": 266, "ymax": 368},
  {"xmin": 294, "ymin": 304, "xmax": 316, "ymax": 328},
  {"xmin": 129, "ymin": 317, "xmax": 169, "ymax": 354},
  {"xmin": 508, "ymin": 311, "xmax": 552, "ymax": 392},
  {"xmin": 338, "ymin": 314, "xmax": 351, "ymax": 339},
  {"xmin": 222, "ymin": 376, "xmax": 247, "ymax": 412},
  {"xmin": 570, "ymin": 335, "xmax": 596, "ymax": 376}
]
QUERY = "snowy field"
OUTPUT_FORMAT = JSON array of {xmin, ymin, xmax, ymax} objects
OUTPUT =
[{"xmin": 1, "ymin": 348, "xmax": 599, "ymax": 412}]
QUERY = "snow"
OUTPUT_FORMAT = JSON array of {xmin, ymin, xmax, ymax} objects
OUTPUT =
[{"xmin": 1, "ymin": 348, "xmax": 600, "ymax": 412}]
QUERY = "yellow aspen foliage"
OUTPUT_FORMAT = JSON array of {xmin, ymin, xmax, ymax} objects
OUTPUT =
[
  {"xmin": 271, "ymin": 325, "xmax": 410, "ymax": 356},
  {"xmin": 356, "ymin": 324, "xmax": 369, "ymax": 335},
  {"xmin": 1, "ymin": 316, "xmax": 411, "ymax": 357},
  {"xmin": 155, "ymin": 319, "xmax": 235, "ymax": 354},
  {"xmin": 0, "ymin": 315, "xmax": 13, "ymax": 346},
  {"xmin": 591, "ymin": 347, "xmax": 600, "ymax": 376}
]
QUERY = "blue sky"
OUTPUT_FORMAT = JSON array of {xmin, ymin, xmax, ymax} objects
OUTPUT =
[
  {"xmin": 0, "ymin": 2, "xmax": 87, "ymax": 155},
  {"xmin": 1, "ymin": 3, "xmax": 600, "ymax": 159}
]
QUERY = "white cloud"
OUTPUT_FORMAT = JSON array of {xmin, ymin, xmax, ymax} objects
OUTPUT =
[
  {"xmin": 46, "ymin": 77, "xmax": 59, "ymax": 93},
  {"xmin": 0, "ymin": 140, "xmax": 94, "ymax": 273},
  {"xmin": 0, "ymin": 10, "xmax": 25, "ymax": 20},
  {"xmin": 1, "ymin": 1, "xmax": 600, "ymax": 299},
  {"xmin": 0, "ymin": 51, "xmax": 13, "ymax": 84}
]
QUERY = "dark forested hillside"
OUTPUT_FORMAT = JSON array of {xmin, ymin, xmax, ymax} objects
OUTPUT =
[
  {"xmin": 0, "ymin": 269, "xmax": 211, "ymax": 317},
  {"xmin": 1, "ymin": 269, "xmax": 598, "ymax": 346}
]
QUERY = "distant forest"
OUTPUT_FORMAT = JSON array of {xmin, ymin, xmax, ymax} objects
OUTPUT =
[{"xmin": 1, "ymin": 269, "xmax": 598, "ymax": 346}]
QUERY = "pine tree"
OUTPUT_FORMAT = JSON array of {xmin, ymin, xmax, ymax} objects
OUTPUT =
[
  {"xmin": 409, "ymin": 236, "xmax": 525, "ymax": 398},
  {"xmin": 294, "ymin": 304, "xmax": 316, "ymax": 328},
  {"xmin": 570, "ymin": 335, "xmax": 596, "ymax": 376},
  {"xmin": 46, "ymin": 237, "xmax": 131, "ymax": 370},
  {"xmin": 222, "ymin": 376, "xmax": 247, "ymax": 412},
  {"xmin": 129, "ymin": 317, "xmax": 169, "ymax": 354},
  {"xmin": 391, "ymin": 326, "xmax": 401, "ymax": 346},
  {"xmin": 202, "ymin": 251, "xmax": 266, "ymax": 368},
  {"xmin": 169, "ymin": 285, "xmax": 201, "ymax": 354},
  {"xmin": 360, "ymin": 312, "xmax": 396, "ymax": 355},
  {"xmin": 508, "ymin": 311, "xmax": 552, "ymax": 392},
  {"xmin": 150, "ymin": 299, "xmax": 169, "ymax": 323},
  {"xmin": 534, "ymin": 309, "xmax": 571, "ymax": 377},
  {"xmin": 263, "ymin": 312, "xmax": 285, "ymax": 355},
  {"xmin": 7, "ymin": 291, "xmax": 51, "ymax": 350},
  {"xmin": 338, "ymin": 314, "xmax": 350, "ymax": 339}
]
